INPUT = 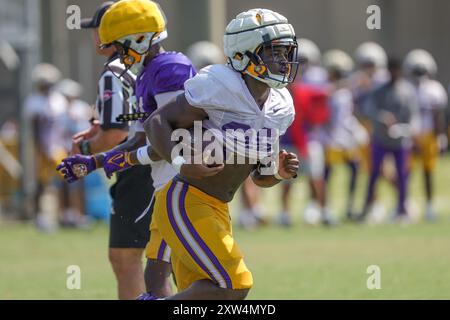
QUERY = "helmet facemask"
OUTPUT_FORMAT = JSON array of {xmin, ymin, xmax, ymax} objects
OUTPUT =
[
  {"xmin": 103, "ymin": 32, "xmax": 161, "ymax": 78},
  {"xmin": 244, "ymin": 38, "xmax": 299, "ymax": 89}
]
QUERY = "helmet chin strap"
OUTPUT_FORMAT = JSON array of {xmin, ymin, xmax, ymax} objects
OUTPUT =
[{"xmin": 127, "ymin": 55, "xmax": 146, "ymax": 75}]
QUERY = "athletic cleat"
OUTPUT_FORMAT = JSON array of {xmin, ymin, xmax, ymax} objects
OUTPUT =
[
  {"xmin": 276, "ymin": 212, "xmax": 293, "ymax": 227},
  {"xmin": 345, "ymin": 209, "xmax": 358, "ymax": 222},
  {"xmin": 136, "ymin": 292, "xmax": 159, "ymax": 300},
  {"xmin": 389, "ymin": 213, "xmax": 413, "ymax": 226},
  {"xmin": 303, "ymin": 201, "xmax": 321, "ymax": 225},
  {"xmin": 424, "ymin": 206, "xmax": 437, "ymax": 222},
  {"xmin": 366, "ymin": 202, "xmax": 387, "ymax": 225},
  {"xmin": 321, "ymin": 209, "xmax": 338, "ymax": 227}
]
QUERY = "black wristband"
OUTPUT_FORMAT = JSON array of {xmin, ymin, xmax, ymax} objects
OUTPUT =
[{"xmin": 80, "ymin": 140, "xmax": 91, "ymax": 155}]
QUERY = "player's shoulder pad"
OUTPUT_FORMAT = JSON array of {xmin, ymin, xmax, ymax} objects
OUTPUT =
[
  {"xmin": 423, "ymin": 79, "xmax": 448, "ymax": 106},
  {"xmin": 147, "ymin": 52, "xmax": 196, "ymax": 95},
  {"xmin": 184, "ymin": 64, "xmax": 241, "ymax": 109},
  {"xmin": 270, "ymin": 87, "xmax": 295, "ymax": 134}
]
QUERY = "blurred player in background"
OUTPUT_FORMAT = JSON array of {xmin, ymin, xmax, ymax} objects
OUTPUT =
[
  {"xmin": 57, "ymin": 0, "xmax": 197, "ymax": 298},
  {"xmin": 404, "ymin": 49, "xmax": 448, "ymax": 221},
  {"xmin": 322, "ymin": 49, "xmax": 368, "ymax": 221},
  {"xmin": 56, "ymin": 79, "xmax": 92, "ymax": 227},
  {"xmin": 283, "ymin": 38, "xmax": 331, "ymax": 226},
  {"xmin": 351, "ymin": 42, "xmax": 390, "ymax": 221},
  {"xmin": 24, "ymin": 63, "xmax": 67, "ymax": 231},
  {"xmin": 186, "ymin": 41, "xmax": 224, "ymax": 71},
  {"xmin": 358, "ymin": 57, "xmax": 420, "ymax": 224}
]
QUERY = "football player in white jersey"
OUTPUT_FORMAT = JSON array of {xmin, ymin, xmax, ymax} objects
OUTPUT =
[
  {"xmin": 404, "ymin": 49, "xmax": 448, "ymax": 221},
  {"xmin": 186, "ymin": 41, "xmax": 268, "ymax": 231},
  {"xmin": 322, "ymin": 50, "xmax": 368, "ymax": 221},
  {"xmin": 139, "ymin": 9, "xmax": 300, "ymax": 299}
]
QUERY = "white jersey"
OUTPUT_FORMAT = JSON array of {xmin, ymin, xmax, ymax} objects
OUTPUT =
[
  {"xmin": 133, "ymin": 112, "xmax": 177, "ymax": 193},
  {"xmin": 414, "ymin": 78, "xmax": 448, "ymax": 134},
  {"xmin": 24, "ymin": 91, "xmax": 68, "ymax": 158},
  {"xmin": 184, "ymin": 64, "xmax": 295, "ymax": 161},
  {"xmin": 325, "ymin": 86, "xmax": 368, "ymax": 150}
]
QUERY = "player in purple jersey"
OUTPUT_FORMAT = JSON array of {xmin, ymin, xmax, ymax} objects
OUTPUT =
[{"xmin": 56, "ymin": 0, "xmax": 196, "ymax": 298}]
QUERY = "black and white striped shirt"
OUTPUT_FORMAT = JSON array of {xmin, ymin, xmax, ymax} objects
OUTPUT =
[{"xmin": 96, "ymin": 57, "xmax": 136, "ymax": 130}]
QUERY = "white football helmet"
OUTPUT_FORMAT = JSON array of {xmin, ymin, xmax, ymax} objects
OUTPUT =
[
  {"xmin": 323, "ymin": 49, "xmax": 354, "ymax": 77},
  {"xmin": 354, "ymin": 42, "xmax": 387, "ymax": 69},
  {"xmin": 186, "ymin": 41, "xmax": 225, "ymax": 70},
  {"xmin": 403, "ymin": 49, "xmax": 437, "ymax": 77},
  {"xmin": 223, "ymin": 8, "xmax": 299, "ymax": 89},
  {"xmin": 297, "ymin": 38, "xmax": 321, "ymax": 66},
  {"xmin": 31, "ymin": 63, "xmax": 61, "ymax": 87}
]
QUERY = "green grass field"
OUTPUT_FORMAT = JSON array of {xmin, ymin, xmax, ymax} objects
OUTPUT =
[{"xmin": 1, "ymin": 156, "xmax": 450, "ymax": 299}]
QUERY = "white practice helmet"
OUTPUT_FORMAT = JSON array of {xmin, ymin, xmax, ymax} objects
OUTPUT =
[
  {"xmin": 403, "ymin": 49, "xmax": 437, "ymax": 77},
  {"xmin": 223, "ymin": 8, "xmax": 299, "ymax": 89},
  {"xmin": 323, "ymin": 49, "xmax": 354, "ymax": 77},
  {"xmin": 31, "ymin": 63, "xmax": 61, "ymax": 87},
  {"xmin": 297, "ymin": 38, "xmax": 321, "ymax": 66},
  {"xmin": 354, "ymin": 42, "xmax": 387, "ymax": 69},
  {"xmin": 56, "ymin": 79, "xmax": 84, "ymax": 99},
  {"xmin": 186, "ymin": 41, "xmax": 225, "ymax": 70}
]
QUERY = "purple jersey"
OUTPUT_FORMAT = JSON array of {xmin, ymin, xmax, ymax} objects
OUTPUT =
[{"xmin": 135, "ymin": 52, "xmax": 196, "ymax": 119}]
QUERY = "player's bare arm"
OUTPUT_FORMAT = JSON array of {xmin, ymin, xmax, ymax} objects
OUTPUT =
[
  {"xmin": 144, "ymin": 93, "xmax": 225, "ymax": 179},
  {"xmin": 251, "ymin": 150, "xmax": 300, "ymax": 188},
  {"xmin": 78, "ymin": 128, "xmax": 129, "ymax": 155}
]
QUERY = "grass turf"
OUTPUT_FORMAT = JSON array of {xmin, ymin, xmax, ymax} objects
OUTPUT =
[{"xmin": 1, "ymin": 155, "xmax": 450, "ymax": 299}]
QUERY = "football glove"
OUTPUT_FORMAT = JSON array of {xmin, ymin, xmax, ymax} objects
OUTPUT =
[
  {"xmin": 56, "ymin": 154, "xmax": 98, "ymax": 183},
  {"xmin": 102, "ymin": 150, "xmax": 134, "ymax": 179}
]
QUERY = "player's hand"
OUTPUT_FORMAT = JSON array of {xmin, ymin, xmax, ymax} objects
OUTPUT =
[
  {"xmin": 70, "ymin": 139, "xmax": 82, "ymax": 155},
  {"xmin": 71, "ymin": 125, "xmax": 100, "ymax": 155},
  {"xmin": 72, "ymin": 123, "xmax": 99, "ymax": 141},
  {"xmin": 103, "ymin": 150, "xmax": 134, "ymax": 179},
  {"xmin": 277, "ymin": 149, "xmax": 300, "ymax": 179},
  {"xmin": 180, "ymin": 163, "xmax": 225, "ymax": 179},
  {"xmin": 379, "ymin": 111, "xmax": 397, "ymax": 128},
  {"xmin": 56, "ymin": 154, "xmax": 98, "ymax": 183}
]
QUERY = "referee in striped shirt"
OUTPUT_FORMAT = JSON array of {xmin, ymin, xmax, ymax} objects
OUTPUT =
[{"xmin": 71, "ymin": 2, "xmax": 155, "ymax": 300}]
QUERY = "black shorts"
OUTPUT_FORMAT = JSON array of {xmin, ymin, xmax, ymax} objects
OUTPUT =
[{"xmin": 109, "ymin": 165, "xmax": 154, "ymax": 248}]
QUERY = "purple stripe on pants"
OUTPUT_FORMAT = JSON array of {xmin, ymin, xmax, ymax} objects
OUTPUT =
[
  {"xmin": 178, "ymin": 182, "xmax": 233, "ymax": 289},
  {"xmin": 365, "ymin": 142, "xmax": 410, "ymax": 214},
  {"xmin": 157, "ymin": 240, "xmax": 167, "ymax": 261},
  {"xmin": 165, "ymin": 180, "xmax": 220, "ymax": 286}
]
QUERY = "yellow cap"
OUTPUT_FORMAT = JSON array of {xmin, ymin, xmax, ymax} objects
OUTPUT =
[{"xmin": 99, "ymin": 0, "xmax": 166, "ymax": 45}]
